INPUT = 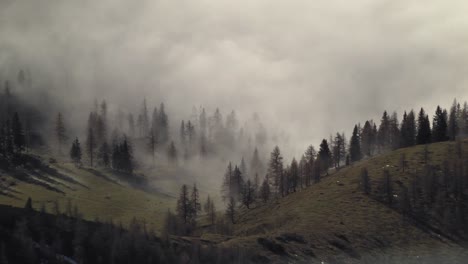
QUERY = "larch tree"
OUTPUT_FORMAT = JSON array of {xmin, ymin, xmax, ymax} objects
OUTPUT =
[{"xmin": 289, "ymin": 158, "xmax": 299, "ymax": 192}]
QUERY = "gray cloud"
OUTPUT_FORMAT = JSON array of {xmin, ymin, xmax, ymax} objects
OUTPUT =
[{"xmin": 1, "ymin": 0, "xmax": 468, "ymax": 157}]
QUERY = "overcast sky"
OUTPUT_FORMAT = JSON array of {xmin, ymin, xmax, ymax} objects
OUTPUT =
[{"xmin": 1, "ymin": 0, "xmax": 468, "ymax": 156}]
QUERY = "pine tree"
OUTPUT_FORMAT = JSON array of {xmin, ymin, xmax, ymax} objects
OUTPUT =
[
  {"xmin": 180, "ymin": 120, "xmax": 186, "ymax": 145},
  {"xmin": 332, "ymin": 133, "xmax": 346, "ymax": 167},
  {"xmin": 70, "ymin": 137, "xmax": 82, "ymax": 164},
  {"xmin": 158, "ymin": 103, "xmax": 169, "ymax": 144},
  {"xmin": 349, "ymin": 125, "xmax": 362, "ymax": 162},
  {"xmin": 221, "ymin": 162, "xmax": 234, "ymax": 201},
  {"xmin": 250, "ymin": 147, "xmax": 264, "ymax": 178},
  {"xmin": 289, "ymin": 158, "xmax": 299, "ymax": 192},
  {"xmin": 303, "ymin": 145, "xmax": 316, "ymax": 186},
  {"xmin": 318, "ymin": 139, "xmax": 331, "ymax": 174},
  {"xmin": 378, "ymin": 111, "xmax": 390, "ymax": 151},
  {"xmin": 432, "ymin": 106, "xmax": 448, "ymax": 142},
  {"xmin": 148, "ymin": 130, "xmax": 157, "ymax": 165},
  {"xmin": 190, "ymin": 183, "xmax": 201, "ymax": 221},
  {"xmin": 260, "ymin": 177, "xmax": 270, "ymax": 203},
  {"xmin": 389, "ymin": 112, "xmax": 400, "ymax": 150},
  {"xmin": 361, "ymin": 121, "xmax": 374, "ymax": 156},
  {"xmin": 226, "ymin": 196, "xmax": 236, "ymax": 224},
  {"xmin": 448, "ymin": 99, "xmax": 459, "ymax": 141},
  {"xmin": 177, "ymin": 185, "xmax": 191, "ymax": 224},
  {"xmin": 97, "ymin": 142, "xmax": 110, "ymax": 167},
  {"xmin": 55, "ymin": 112, "xmax": 67, "ymax": 154},
  {"xmin": 416, "ymin": 108, "xmax": 431, "ymax": 145},
  {"xmin": 204, "ymin": 195, "xmax": 212, "ymax": 214},
  {"xmin": 242, "ymin": 179, "xmax": 255, "ymax": 209},
  {"xmin": 268, "ymin": 146, "xmax": 284, "ymax": 195}
]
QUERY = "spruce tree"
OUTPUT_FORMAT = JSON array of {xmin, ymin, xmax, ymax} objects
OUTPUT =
[
  {"xmin": 70, "ymin": 137, "xmax": 82, "ymax": 164},
  {"xmin": 448, "ymin": 99, "xmax": 459, "ymax": 141},
  {"xmin": 318, "ymin": 139, "xmax": 331, "ymax": 174},
  {"xmin": 349, "ymin": 125, "xmax": 362, "ymax": 162},
  {"xmin": 242, "ymin": 179, "xmax": 255, "ymax": 209},
  {"xmin": 260, "ymin": 177, "xmax": 270, "ymax": 203},
  {"xmin": 190, "ymin": 184, "xmax": 201, "ymax": 222},
  {"xmin": 432, "ymin": 106, "xmax": 448, "ymax": 142},
  {"xmin": 268, "ymin": 146, "xmax": 284, "ymax": 195},
  {"xmin": 177, "ymin": 185, "xmax": 191, "ymax": 224},
  {"xmin": 416, "ymin": 108, "xmax": 431, "ymax": 145}
]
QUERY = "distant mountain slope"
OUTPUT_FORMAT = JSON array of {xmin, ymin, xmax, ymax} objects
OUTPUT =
[{"xmin": 211, "ymin": 141, "xmax": 468, "ymax": 263}]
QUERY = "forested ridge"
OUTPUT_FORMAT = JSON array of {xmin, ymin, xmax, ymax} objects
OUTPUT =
[{"xmin": 1, "ymin": 71, "xmax": 468, "ymax": 263}]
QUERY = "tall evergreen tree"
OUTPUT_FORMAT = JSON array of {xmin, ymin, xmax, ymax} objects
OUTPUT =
[
  {"xmin": 389, "ymin": 112, "xmax": 400, "ymax": 150},
  {"xmin": 177, "ymin": 185, "xmax": 191, "ymax": 224},
  {"xmin": 361, "ymin": 121, "xmax": 374, "ymax": 157},
  {"xmin": 70, "ymin": 137, "xmax": 82, "ymax": 164},
  {"xmin": 349, "ymin": 125, "xmax": 362, "ymax": 162},
  {"xmin": 378, "ymin": 111, "xmax": 391, "ymax": 151},
  {"xmin": 448, "ymin": 99, "xmax": 459, "ymax": 141},
  {"xmin": 289, "ymin": 158, "xmax": 299, "ymax": 192},
  {"xmin": 242, "ymin": 179, "xmax": 255, "ymax": 209},
  {"xmin": 250, "ymin": 147, "xmax": 264, "ymax": 178},
  {"xmin": 268, "ymin": 146, "xmax": 284, "ymax": 195},
  {"xmin": 190, "ymin": 184, "xmax": 201, "ymax": 221},
  {"xmin": 432, "ymin": 106, "xmax": 448, "ymax": 142},
  {"xmin": 416, "ymin": 108, "xmax": 431, "ymax": 145},
  {"xmin": 158, "ymin": 103, "xmax": 169, "ymax": 145},
  {"xmin": 260, "ymin": 177, "xmax": 270, "ymax": 203},
  {"xmin": 318, "ymin": 139, "xmax": 331, "ymax": 174}
]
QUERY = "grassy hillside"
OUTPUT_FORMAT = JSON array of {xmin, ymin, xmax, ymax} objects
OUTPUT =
[
  {"xmin": 205, "ymin": 141, "xmax": 468, "ymax": 263},
  {"xmin": 0, "ymin": 155, "xmax": 178, "ymax": 231}
]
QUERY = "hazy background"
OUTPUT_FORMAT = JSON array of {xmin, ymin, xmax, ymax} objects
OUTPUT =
[{"xmin": 1, "ymin": 0, "xmax": 468, "ymax": 158}]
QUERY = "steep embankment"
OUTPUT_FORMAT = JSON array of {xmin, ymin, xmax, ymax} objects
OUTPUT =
[{"xmin": 215, "ymin": 141, "xmax": 468, "ymax": 263}]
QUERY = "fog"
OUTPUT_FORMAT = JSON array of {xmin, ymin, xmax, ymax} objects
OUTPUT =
[{"xmin": 2, "ymin": 0, "xmax": 468, "ymax": 158}]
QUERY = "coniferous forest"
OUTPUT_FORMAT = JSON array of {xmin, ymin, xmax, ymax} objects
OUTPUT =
[{"xmin": 2, "ymin": 1, "xmax": 468, "ymax": 263}]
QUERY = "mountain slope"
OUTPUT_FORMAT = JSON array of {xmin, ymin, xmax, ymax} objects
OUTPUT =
[
  {"xmin": 212, "ymin": 141, "xmax": 468, "ymax": 263},
  {"xmin": 0, "ymin": 155, "xmax": 176, "ymax": 230}
]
